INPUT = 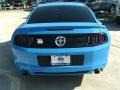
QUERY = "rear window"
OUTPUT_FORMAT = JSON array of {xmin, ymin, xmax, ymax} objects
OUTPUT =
[{"xmin": 27, "ymin": 5, "xmax": 96, "ymax": 24}]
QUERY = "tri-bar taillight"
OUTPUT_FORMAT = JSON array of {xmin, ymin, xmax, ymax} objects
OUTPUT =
[
  {"xmin": 14, "ymin": 33, "xmax": 108, "ymax": 48},
  {"xmin": 87, "ymin": 33, "xmax": 108, "ymax": 46}
]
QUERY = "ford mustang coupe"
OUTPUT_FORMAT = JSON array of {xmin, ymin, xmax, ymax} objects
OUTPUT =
[{"xmin": 11, "ymin": 2, "xmax": 110, "ymax": 75}]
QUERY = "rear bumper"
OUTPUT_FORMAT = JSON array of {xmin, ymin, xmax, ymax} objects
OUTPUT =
[
  {"xmin": 16, "ymin": 63, "xmax": 105, "ymax": 75},
  {"xmin": 12, "ymin": 43, "xmax": 110, "ymax": 75}
]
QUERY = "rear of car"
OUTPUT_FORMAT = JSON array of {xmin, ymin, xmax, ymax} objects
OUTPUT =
[{"xmin": 11, "ymin": 3, "xmax": 110, "ymax": 76}]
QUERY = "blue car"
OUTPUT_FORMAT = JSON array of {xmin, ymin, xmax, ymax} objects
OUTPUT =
[{"xmin": 11, "ymin": 2, "xmax": 110, "ymax": 76}]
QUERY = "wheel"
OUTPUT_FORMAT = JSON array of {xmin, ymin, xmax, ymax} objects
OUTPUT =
[{"xmin": 109, "ymin": 5, "xmax": 116, "ymax": 15}]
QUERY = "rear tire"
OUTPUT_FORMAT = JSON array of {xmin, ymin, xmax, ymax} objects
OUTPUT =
[{"xmin": 109, "ymin": 5, "xmax": 116, "ymax": 15}]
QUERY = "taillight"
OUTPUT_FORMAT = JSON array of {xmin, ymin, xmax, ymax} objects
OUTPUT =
[
  {"xmin": 101, "ymin": 33, "xmax": 108, "ymax": 43},
  {"xmin": 87, "ymin": 33, "xmax": 108, "ymax": 46},
  {"xmin": 14, "ymin": 35, "xmax": 34, "ymax": 47}
]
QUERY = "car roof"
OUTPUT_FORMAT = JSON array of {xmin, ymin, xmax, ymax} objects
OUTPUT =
[{"xmin": 37, "ymin": 2, "xmax": 86, "ymax": 8}]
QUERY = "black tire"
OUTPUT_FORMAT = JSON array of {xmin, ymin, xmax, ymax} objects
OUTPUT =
[{"xmin": 109, "ymin": 5, "xmax": 116, "ymax": 15}]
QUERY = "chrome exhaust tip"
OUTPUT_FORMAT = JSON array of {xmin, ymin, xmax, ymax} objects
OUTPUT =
[{"xmin": 94, "ymin": 69, "xmax": 101, "ymax": 74}]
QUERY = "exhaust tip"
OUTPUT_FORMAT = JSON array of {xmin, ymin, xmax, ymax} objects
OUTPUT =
[{"xmin": 94, "ymin": 69, "xmax": 100, "ymax": 74}]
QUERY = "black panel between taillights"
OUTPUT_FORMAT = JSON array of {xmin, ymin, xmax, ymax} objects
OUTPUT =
[{"xmin": 14, "ymin": 33, "xmax": 108, "ymax": 48}]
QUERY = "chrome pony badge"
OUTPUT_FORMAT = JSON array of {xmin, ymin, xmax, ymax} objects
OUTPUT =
[
  {"xmin": 55, "ymin": 36, "xmax": 66, "ymax": 47},
  {"xmin": 37, "ymin": 38, "xmax": 43, "ymax": 45}
]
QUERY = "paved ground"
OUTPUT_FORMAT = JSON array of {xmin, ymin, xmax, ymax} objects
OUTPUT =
[{"xmin": 0, "ymin": 10, "xmax": 120, "ymax": 90}]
